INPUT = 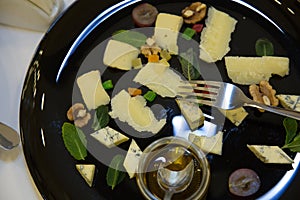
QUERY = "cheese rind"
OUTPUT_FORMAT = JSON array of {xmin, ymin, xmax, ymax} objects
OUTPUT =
[
  {"xmin": 189, "ymin": 131, "xmax": 223, "ymax": 155},
  {"xmin": 225, "ymin": 56, "xmax": 289, "ymax": 85},
  {"xmin": 276, "ymin": 94, "xmax": 300, "ymax": 112},
  {"xmin": 76, "ymin": 164, "xmax": 96, "ymax": 187},
  {"xmin": 103, "ymin": 39, "xmax": 139, "ymax": 70},
  {"xmin": 154, "ymin": 13, "xmax": 183, "ymax": 54},
  {"xmin": 76, "ymin": 70, "xmax": 110, "ymax": 110},
  {"xmin": 123, "ymin": 139, "xmax": 143, "ymax": 178},
  {"xmin": 90, "ymin": 126, "xmax": 129, "ymax": 148},
  {"xmin": 199, "ymin": 7, "xmax": 237, "ymax": 62},
  {"xmin": 247, "ymin": 145, "xmax": 294, "ymax": 164},
  {"xmin": 219, "ymin": 107, "xmax": 248, "ymax": 126},
  {"xmin": 176, "ymin": 99, "xmax": 205, "ymax": 131}
]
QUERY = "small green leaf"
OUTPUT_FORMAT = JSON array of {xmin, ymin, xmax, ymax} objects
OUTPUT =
[
  {"xmin": 92, "ymin": 105, "xmax": 110, "ymax": 131},
  {"xmin": 282, "ymin": 139, "xmax": 300, "ymax": 152},
  {"xmin": 106, "ymin": 154, "xmax": 126, "ymax": 190},
  {"xmin": 179, "ymin": 48, "xmax": 200, "ymax": 80},
  {"xmin": 112, "ymin": 30, "xmax": 147, "ymax": 48},
  {"xmin": 283, "ymin": 117, "xmax": 298, "ymax": 144},
  {"xmin": 62, "ymin": 122, "xmax": 87, "ymax": 160},
  {"xmin": 255, "ymin": 38, "xmax": 274, "ymax": 56}
]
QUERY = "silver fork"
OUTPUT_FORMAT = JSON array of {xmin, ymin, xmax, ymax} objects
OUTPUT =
[{"xmin": 177, "ymin": 80, "xmax": 300, "ymax": 121}]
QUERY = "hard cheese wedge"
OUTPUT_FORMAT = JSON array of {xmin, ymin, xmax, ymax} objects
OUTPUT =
[
  {"xmin": 103, "ymin": 39, "xmax": 139, "ymax": 70},
  {"xmin": 154, "ymin": 13, "xmax": 183, "ymax": 54},
  {"xmin": 225, "ymin": 56, "xmax": 289, "ymax": 85},
  {"xmin": 176, "ymin": 99, "xmax": 205, "ymax": 131},
  {"xmin": 219, "ymin": 107, "xmax": 248, "ymax": 126},
  {"xmin": 76, "ymin": 164, "xmax": 96, "ymax": 187},
  {"xmin": 76, "ymin": 70, "xmax": 110, "ymax": 110},
  {"xmin": 189, "ymin": 131, "xmax": 223, "ymax": 155},
  {"xmin": 247, "ymin": 145, "xmax": 294, "ymax": 164},
  {"xmin": 276, "ymin": 94, "xmax": 300, "ymax": 112},
  {"xmin": 123, "ymin": 139, "xmax": 143, "ymax": 178},
  {"xmin": 199, "ymin": 7, "xmax": 237, "ymax": 63},
  {"xmin": 90, "ymin": 126, "xmax": 129, "ymax": 148}
]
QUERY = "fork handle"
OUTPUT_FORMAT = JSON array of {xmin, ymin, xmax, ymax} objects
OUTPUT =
[{"xmin": 244, "ymin": 102, "xmax": 300, "ymax": 120}]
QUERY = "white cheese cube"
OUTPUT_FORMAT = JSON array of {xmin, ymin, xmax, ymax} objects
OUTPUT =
[
  {"xmin": 76, "ymin": 70, "xmax": 110, "ymax": 110},
  {"xmin": 247, "ymin": 145, "xmax": 294, "ymax": 164},
  {"xmin": 219, "ymin": 107, "xmax": 248, "ymax": 126},
  {"xmin": 103, "ymin": 39, "xmax": 139, "ymax": 70},
  {"xmin": 199, "ymin": 7, "xmax": 237, "ymax": 62},
  {"xmin": 154, "ymin": 13, "xmax": 183, "ymax": 54},
  {"xmin": 76, "ymin": 164, "xmax": 96, "ymax": 187},
  {"xmin": 123, "ymin": 139, "xmax": 143, "ymax": 178},
  {"xmin": 176, "ymin": 99, "xmax": 205, "ymax": 131},
  {"xmin": 276, "ymin": 94, "xmax": 300, "ymax": 112},
  {"xmin": 189, "ymin": 131, "xmax": 223, "ymax": 155},
  {"xmin": 90, "ymin": 126, "xmax": 129, "ymax": 148}
]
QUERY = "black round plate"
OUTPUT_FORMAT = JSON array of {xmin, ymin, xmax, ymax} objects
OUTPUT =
[{"xmin": 20, "ymin": 0, "xmax": 300, "ymax": 199}]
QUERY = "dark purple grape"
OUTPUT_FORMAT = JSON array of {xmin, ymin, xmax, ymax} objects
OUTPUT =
[
  {"xmin": 228, "ymin": 168, "xmax": 261, "ymax": 197},
  {"xmin": 132, "ymin": 3, "xmax": 158, "ymax": 27}
]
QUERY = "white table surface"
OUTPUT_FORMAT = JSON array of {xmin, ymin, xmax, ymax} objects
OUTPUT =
[{"xmin": 0, "ymin": 0, "xmax": 74, "ymax": 199}]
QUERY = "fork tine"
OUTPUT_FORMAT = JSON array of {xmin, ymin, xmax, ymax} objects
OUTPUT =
[
  {"xmin": 178, "ymin": 85, "xmax": 219, "ymax": 94},
  {"xmin": 177, "ymin": 91, "xmax": 217, "ymax": 100},
  {"xmin": 188, "ymin": 80, "xmax": 223, "ymax": 88},
  {"xmin": 176, "ymin": 97, "xmax": 215, "ymax": 107}
]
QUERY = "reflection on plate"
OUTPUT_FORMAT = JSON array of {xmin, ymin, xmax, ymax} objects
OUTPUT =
[{"xmin": 20, "ymin": 0, "xmax": 300, "ymax": 199}]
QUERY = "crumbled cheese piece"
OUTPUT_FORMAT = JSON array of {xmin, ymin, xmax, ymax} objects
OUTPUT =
[
  {"xmin": 219, "ymin": 107, "xmax": 248, "ymax": 126},
  {"xmin": 276, "ymin": 94, "xmax": 300, "ymax": 112},
  {"xmin": 189, "ymin": 131, "xmax": 223, "ymax": 155}
]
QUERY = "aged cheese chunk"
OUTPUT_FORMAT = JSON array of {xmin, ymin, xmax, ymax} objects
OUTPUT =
[
  {"xmin": 76, "ymin": 164, "xmax": 96, "ymax": 187},
  {"xmin": 199, "ymin": 7, "xmax": 237, "ymax": 62},
  {"xmin": 154, "ymin": 13, "xmax": 183, "ymax": 54},
  {"xmin": 103, "ymin": 39, "xmax": 139, "ymax": 70},
  {"xmin": 134, "ymin": 62, "xmax": 190, "ymax": 97},
  {"xmin": 247, "ymin": 145, "xmax": 294, "ymax": 164},
  {"xmin": 189, "ymin": 131, "xmax": 223, "ymax": 155},
  {"xmin": 276, "ymin": 94, "xmax": 300, "ymax": 112},
  {"xmin": 76, "ymin": 70, "xmax": 110, "ymax": 110},
  {"xmin": 219, "ymin": 107, "xmax": 248, "ymax": 126},
  {"xmin": 90, "ymin": 126, "xmax": 129, "ymax": 148},
  {"xmin": 225, "ymin": 56, "xmax": 289, "ymax": 85},
  {"xmin": 176, "ymin": 99, "xmax": 205, "ymax": 131},
  {"xmin": 109, "ymin": 90, "xmax": 166, "ymax": 134},
  {"xmin": 123, "ymin": 139, "xmax": 143, "ymax": 178}
]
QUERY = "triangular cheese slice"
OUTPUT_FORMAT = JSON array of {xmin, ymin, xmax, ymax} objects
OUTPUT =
[
  {"xmin": 123, "ymin": 139, "xmax": 143, "ymax": 178},
  {"xmin": 276, "ymin": 94, "xmax": 300, "ymax": 112},
  {"xmin": 76, "ymin": 164, "xmax": 96, "ymax": 187}
]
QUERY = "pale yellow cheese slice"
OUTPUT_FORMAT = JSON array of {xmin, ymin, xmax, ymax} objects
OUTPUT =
[
  {"xmin": 276, "ymin": 94, "xmax": 300, "ymax": 112},
  {"xmin": 76, "ymin": 164, "xmax": 96, "ymax": 187},
  {"xmin": 76, "ymin": 70, "xmax": 110, "ymax": 110},
  {"xmin": 123, "ymin": 139, "xmax": 143, "ymax": 178},
  {"xmin": 189, "ymin": 131, "xmax": 223, "ymax": 155},
  {"xmin": 103, "ymin": 39, "xmax": 139, "ymax": 70},
  {"xmin": 219, "ymin": 107, "xmax": 248, "ymax": 126},
  {"xmin": 199, "ymin": 7, "xmax": 237, "ymax": 62}
]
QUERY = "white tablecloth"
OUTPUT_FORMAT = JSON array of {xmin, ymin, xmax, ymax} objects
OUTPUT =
[{"xmin": 0, "ymin": 0, "xmax": 74, "ymax": 199}]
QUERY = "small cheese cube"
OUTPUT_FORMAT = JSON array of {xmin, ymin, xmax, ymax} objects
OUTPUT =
[
  {"xmin": 103, "ymin": 39, "xmax": 139, "ymax": 70},
  {"xmin": 90, "ymin": 126, "xmax": 129, "ymax": 148},
  {"xmin": 123, "ymin": 139, "xmax": 143, "ymax": 178},
  {"xmin": 76, "ymin": 164, "xmax": 96, "ymax": 187},
  {"xmin": 76, "ymin": 70, "xmax": 110, "ymax": 110},
  {"xmin": 276, "ymin": 94, "xmax": 300, "ymax": 112},
  {"xmin": 219, "ymin": 107, "xmax": 248, "ymax": 126},
  {"xmin": 247, "ymin": 145, "xmax": 294, "ymax": 164},
  {"xmin": 189, "ymin": 131, "xmax": 223, "ymax": 155}
]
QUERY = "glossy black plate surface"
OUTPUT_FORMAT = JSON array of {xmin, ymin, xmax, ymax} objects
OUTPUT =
[{"xmin": 20, "ymin": 0, "xmax": 300, "ymax": 199}]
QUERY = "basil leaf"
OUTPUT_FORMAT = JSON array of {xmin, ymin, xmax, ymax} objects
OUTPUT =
[
  {"xmin": 112, "ymin": 30, "xmax": 147, "ymax": 48},
  {"xmin": 179, "ymin": 48, "xmax": 200, "ymax": 80},
  {"xmin": 282, "ymin": 139, "xmax": 300, "ymax": 152},
  {"xmin": 106, "ymin": 154, "xmax": 126, "ymax": 190},
  {"xmin": 283, "ymin": 117, "xmax": 298, "ymax": 144},
  {"xmin": 255, "ymin": 38, "xmax": 274, "ymax": 56},
  {"xmin": 62, "ymin": 122, "xmax": 87, "ymax": 160},
  {"xmin": 92, "ymin": 105, "xmax": 110, "ymax": 131}
]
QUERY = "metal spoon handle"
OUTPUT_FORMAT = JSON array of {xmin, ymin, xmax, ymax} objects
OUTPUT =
[{"xmin": 0, "ymin": 122, "xmax": 20, "ymax": 150}]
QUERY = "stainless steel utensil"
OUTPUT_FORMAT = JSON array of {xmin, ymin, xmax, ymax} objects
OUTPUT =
[
  {"xmin": 0, "ymin": 122, "xmax": 20, "ymax": 150},
  {"xmin": 178, "ymin": 80, "xmax": 300, "ymax": 120}
]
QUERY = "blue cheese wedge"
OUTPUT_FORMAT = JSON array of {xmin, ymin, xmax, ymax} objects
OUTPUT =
[
  {"xmin": 219, "ymin": 107, "xmax": 248, "ymax": 126},
  {"xmin": 189, "ymin": 131, "xmax": 223, "ymax": 155},
  {"xmin": 199, "ymin": 7, "xmax": 237, "ymax": 62},
  {"xmin": 76, "ymin": 70, "xmax": 110, "ymax": 110},
  {"xmin": 123, "ymin": 139, "xmax": 143, "ymax": 178},
  {"xmin": 154, "ymin": 13, "xmax": 183, "ymax": 54},
  {"xmin": 225, "ymin": 56, "xmax": 289, "ymax": 85},
  {"xmin": 103, "ymin": 39, "xmax": 139, "ymax": 70},
  {"xmin": 247, "ymin": 145, "xmax": 294, "ymax": 164},
  {"xmin": 76, "ymin": 164, "xmax": 96, "ymax": 187},
  {"xmin": 90, "ymin": 126, "xmax": 129, "ymax": 148},
  {"xmin": 276, "ymin": 94, "xmax": 300, "ymax": 112},
  {"xmin": 176, "ymin": 99, "xmax": 205, "ymax": 131}
]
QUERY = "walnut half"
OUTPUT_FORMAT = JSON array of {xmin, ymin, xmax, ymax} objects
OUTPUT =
[
  {"xmin": 182, "ymin": 2, "xmax": 207, "ymax": 24},
  {"xmin": 249, "ymin": 80, "xmax": 279, "ymax": 112},
  {"xmin": 67, "ymin": 103, "xmax": 91, "ymax": 127}
]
